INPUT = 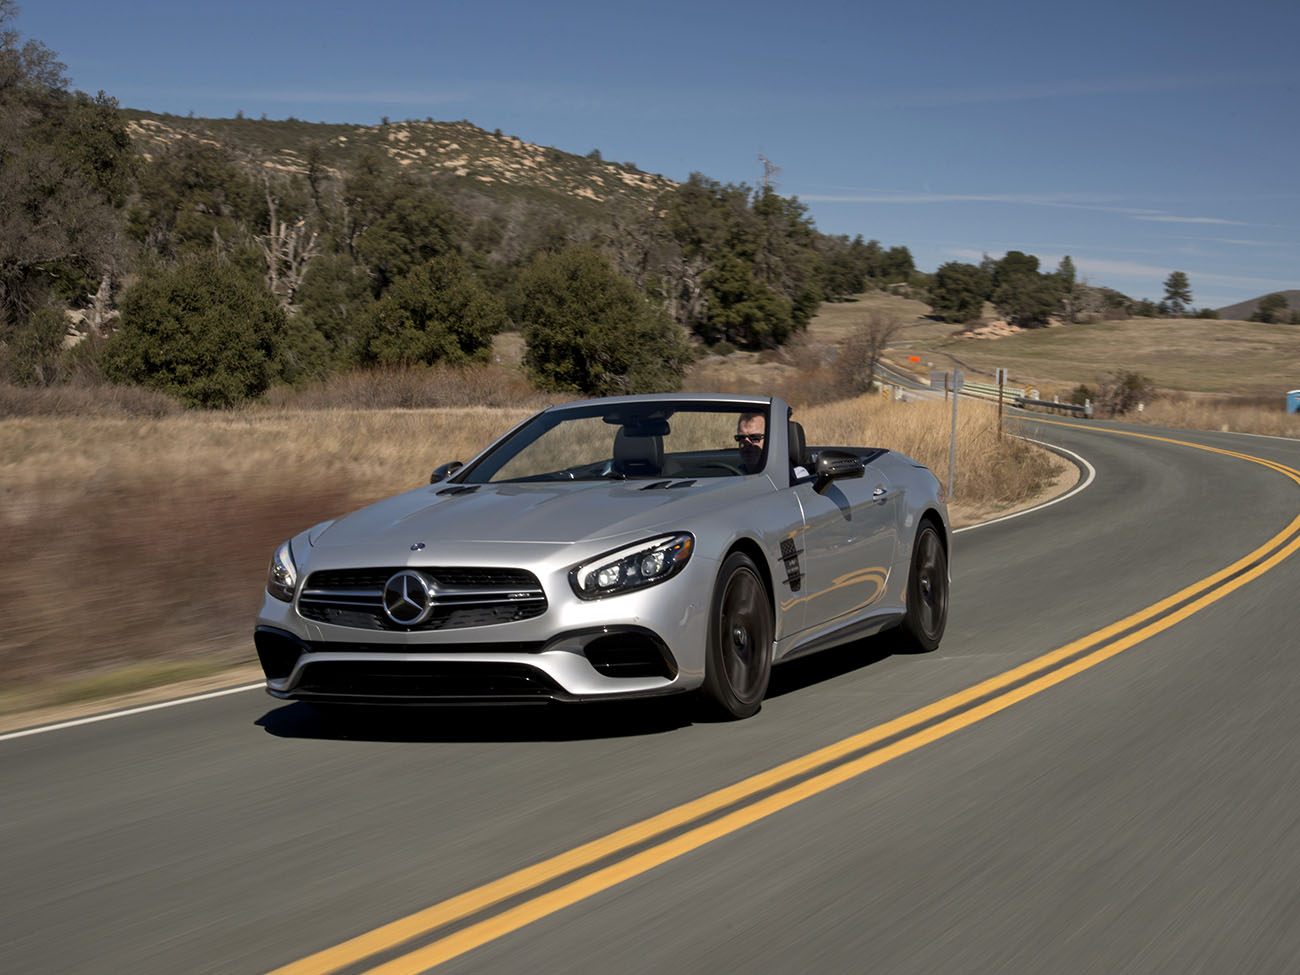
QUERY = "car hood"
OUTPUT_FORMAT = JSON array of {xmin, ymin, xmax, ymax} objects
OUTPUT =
[{"xmin": 310, "ymin": 478, "xmax": 764, "ymax": 557}]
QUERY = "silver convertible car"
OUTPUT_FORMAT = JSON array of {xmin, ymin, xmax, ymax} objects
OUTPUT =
[{"xmin": 254, "ymin": 393, "xmax": 949, "ymax": 719}]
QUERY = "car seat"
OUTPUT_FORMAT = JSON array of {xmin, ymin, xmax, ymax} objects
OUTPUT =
[{"xmin": 612, "ymin": 428, "xmax": 663, "ymax": 477}]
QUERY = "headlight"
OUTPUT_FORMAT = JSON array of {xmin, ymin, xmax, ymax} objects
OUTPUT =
[
  {"xmin": 569, "ymin": 533, "xmax": 694, "ymax": 599},
  {"xmin": 266, "ymin": 539, "xmax": 298, "ymax": 602}
]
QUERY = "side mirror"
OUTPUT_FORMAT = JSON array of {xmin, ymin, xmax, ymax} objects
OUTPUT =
[
  {"xmin": 430, "ymin": 461, "xmax": 463, "ymax": 484},
  {"xmin": 813, "ymin": 449, "xmax": 865, "ymax": 495}
]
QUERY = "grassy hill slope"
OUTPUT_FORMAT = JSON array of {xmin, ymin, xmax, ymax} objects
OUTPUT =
[{"xmin": 1215, "ymin": 290, "xmax": 1300, "ymax": 321}]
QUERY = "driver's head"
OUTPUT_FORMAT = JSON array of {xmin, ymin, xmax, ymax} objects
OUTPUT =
[{"xmin": 736, "ymin": 413, "xmax": 766, "ymax": 473}]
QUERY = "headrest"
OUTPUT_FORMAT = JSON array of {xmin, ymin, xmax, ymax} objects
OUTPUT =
[
  {"xmin": 788, "ymin": 420, "xmax": 809, "ymax": 467},
  {"xmin": 613, "ymin": 428, "xmax": 663, "ymax": 476}
]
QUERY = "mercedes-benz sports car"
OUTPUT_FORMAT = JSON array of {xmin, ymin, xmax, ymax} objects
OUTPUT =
[{"xmin": 254, "ymin": 393, "xmax": 950, "ymax": 718}]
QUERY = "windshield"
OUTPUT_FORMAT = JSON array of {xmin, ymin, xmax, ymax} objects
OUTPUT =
[{"xmin": 459, "ymin": 401, "xmax": 771, "ymax": 483}]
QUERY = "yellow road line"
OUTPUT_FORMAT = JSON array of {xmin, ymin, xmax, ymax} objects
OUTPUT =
[{"xmin": 273, "ymin": 432, "xmax": 1300, "ymax": 975}]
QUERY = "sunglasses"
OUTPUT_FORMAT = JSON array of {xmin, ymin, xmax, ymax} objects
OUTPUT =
[{"xmin": 734, "ymin": 433, "xmax": 765, "ymax": 444}]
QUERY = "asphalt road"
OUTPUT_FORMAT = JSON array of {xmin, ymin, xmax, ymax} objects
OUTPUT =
[{"xmin": 4, "ymin": 417, "xmax": 1299, "ymax": 974}]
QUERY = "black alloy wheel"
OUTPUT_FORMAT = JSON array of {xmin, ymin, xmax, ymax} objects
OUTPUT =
[
  {"xmin": 899, "ymin": 522, "xmax": 948, "ymax": 652},
  {"xmin": 701, "ymin": 552, "xmax": 773, "ymax": 719}
]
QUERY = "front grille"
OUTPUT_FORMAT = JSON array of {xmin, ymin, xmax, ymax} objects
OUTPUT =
[
  {"xmin": 299, "ymin": 566, "xmax": 547, "ymax": 631},
  {"xmin": 294, "ymin": 660, "xmax": 564, "ymax": 700}
]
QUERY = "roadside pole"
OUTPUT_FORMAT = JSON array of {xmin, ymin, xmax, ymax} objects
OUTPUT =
[
  {"xmin": 948, "ymin": 369, "xmax": 962, "ymax": 499},
  {"xmin": 996, "ymin": 367, "xmax": 1007, "ymax": 440}
]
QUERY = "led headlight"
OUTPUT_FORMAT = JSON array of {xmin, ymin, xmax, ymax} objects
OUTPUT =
[
  {"xmin": 570, "ymin": 533, "xmax": 694, "ymax": 599},
  {"xmin": 266, "ymin": 539, "xmax": 298, "ymax": 602}
]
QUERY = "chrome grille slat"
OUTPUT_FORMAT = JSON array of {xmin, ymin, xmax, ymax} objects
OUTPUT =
[{"xmin": 298, "ymin": 567, "xmax": 548, "ymax": 631}]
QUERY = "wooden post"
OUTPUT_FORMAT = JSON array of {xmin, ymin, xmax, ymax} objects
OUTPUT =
[{"xmin": 997, "ymin": 368, "xmax": 1005, "ymax": 440}]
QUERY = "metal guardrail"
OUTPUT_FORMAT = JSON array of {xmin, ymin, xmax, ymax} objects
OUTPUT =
[
  {"xmin": 1013, "ymin": 397, "xmax": 1091, "ymax": 418},
  {"xmin": 922, "ymin": 373, "xmax": 1092, "ymax": 418},
  {"xmin": 959, "ymin": 380, "xmax": 1017, "ymax": 401}
]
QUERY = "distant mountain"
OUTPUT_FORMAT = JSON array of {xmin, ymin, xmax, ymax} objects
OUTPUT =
[
  {"xmin": 1215, "ymin": 290, "xmax": 1300, "ymax": 321},
  {"xmin": 121, "ymin": 109, "xmax": 678, "ymax": 226}
]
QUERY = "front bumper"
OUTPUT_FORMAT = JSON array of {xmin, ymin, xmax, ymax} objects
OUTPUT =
[{"xmin": 255, "ymin": 624, "xmax": 687, "ymax": 704}]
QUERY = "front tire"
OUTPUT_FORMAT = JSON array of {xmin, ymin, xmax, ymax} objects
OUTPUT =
[
  {"xmin": 898, "ymin": 522, "xmax": 948, "ymax": 651},
  {"xmin": 700, "ymin": 552, "xmax": 773, "ymax": 719}
]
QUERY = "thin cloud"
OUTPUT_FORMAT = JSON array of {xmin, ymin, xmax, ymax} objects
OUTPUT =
[
  {"xmin": 1177, "ymin": 236, "xmax": 1284, "ymax": 248},
  {"xmin": 1133, "ymin": 215, "xmax": 1250, "ymax": 226},
  {"xmin": 800, "ymin": 188, "xmax": 1259, "ymax": 229},
  {"xmin": 800, "ymin": 191, "xmax": 1160, "ymax": 217}
]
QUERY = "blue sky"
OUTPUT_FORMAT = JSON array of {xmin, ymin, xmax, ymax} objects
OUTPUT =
[{"xmin": 18, "ymin": 0, "xmax": 1300, "ymax": 309}]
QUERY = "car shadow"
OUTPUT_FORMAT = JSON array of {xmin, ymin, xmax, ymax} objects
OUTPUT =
[
  {"xmin": 256, "ymin": 696, "xmax": 692, "ymax": 743},
  {"xmin": 766, "ymin": 630, "xmax": 899, "ymax": 700}
]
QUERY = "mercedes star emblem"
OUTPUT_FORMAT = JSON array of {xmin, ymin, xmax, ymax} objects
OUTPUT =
[{"xmin": 382, "ymin": 570, "xmax": 434, "ymax": 626}]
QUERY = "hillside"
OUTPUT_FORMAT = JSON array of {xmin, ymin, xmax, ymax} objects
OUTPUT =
[
  {"xmin": 1215, "ymin": 290, "xmax": 1300, "ymax": 321},
  {"xmin": 121, "ymin": 110, "xmax": 677, "ymax": 223}
]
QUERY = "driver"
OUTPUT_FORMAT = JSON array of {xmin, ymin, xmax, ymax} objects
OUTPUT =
[{"xmin": 735, "ymin": 412, "xmax": 766, "ymax": 474}]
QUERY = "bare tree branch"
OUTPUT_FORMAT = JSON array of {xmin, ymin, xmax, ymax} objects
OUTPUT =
[{"xmin": 257, "ymin": 177, "xmax": 320, "ymax": 308}]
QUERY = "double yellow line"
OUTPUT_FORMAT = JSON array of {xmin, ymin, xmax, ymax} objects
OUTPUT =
[{"xmin": 273, "ymin": 427, "xmax": 1300, "ymax": 975}]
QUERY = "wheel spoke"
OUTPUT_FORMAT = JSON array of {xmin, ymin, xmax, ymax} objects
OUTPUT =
[
  {"xmin": 901, "ymin": 526, "xmax": 948, "ymax": 649},
  {"xmin": 704, "ymin": 555, "xmax": 772, "ymax": 718},
  {"xmin": 719, "ymin": 570, "xmax": 766, "ymax": 695}
]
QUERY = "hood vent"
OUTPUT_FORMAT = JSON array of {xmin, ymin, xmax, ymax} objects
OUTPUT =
[{"xmin": 639, "ymin": 479, "xmax": 697, "ymax": 491}]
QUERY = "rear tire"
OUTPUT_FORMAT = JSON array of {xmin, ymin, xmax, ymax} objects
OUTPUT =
[
  {"xmin": 898, "ymin": 522, "xmax": 948, "ymax": 652},
  {"xmin": 700, "ymin": 552, "xmax": 772, "ymax": 719}
]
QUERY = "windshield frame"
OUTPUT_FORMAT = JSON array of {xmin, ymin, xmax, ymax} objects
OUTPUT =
[{"xmin": 454, "ymin": 397, "xmax": 772, "ymax": 485}]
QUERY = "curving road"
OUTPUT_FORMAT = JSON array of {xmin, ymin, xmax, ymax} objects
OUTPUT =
[{"xmin": 3, "ymin": 417, "xmax": 1299, "ymax": 974}]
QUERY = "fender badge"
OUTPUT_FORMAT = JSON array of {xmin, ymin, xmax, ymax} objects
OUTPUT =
[{"xmin": 410, "ymin": 542, "xmax": 426, "ymax": 551}]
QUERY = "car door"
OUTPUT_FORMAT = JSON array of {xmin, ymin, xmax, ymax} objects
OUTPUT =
[{"xmin": 792, "ymin": 467, "xmax": 900, "ymax": 629}]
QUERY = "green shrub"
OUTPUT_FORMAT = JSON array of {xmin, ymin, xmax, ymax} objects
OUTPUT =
[
  {"xmin": 929, "ymin": 262, "xmax": 990, "ymax": 323},
  {"xmin": 356, "ymin": 255, "xmax": 505, "ymax": 367},
  {"xmin": 101, "ymin": 254, "xmax": 323, "ymax": 407},
  {"xmin": 512, "ymin": 247, "xmax": 692, "ymax": 396}
]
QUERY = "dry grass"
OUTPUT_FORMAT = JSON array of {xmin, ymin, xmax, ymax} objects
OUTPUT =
[
  {"xmin": 796, "ymin": 395, "xmax": 1061, "ymax": 509},
  {"xmin": 261, "ymin": 362, "xmax": 559, "ymax": 410},
  {"xmin": 0, "ymin": 394, "xmax": 1056, "ymax": 704},
  {"xmin": 1132, "ymin": 395, "xmax": 1300, "ymax": 438},
  {"xmin": 806, "ymin": 293, "xmax": 933, "ymax": 343},
  {"xmin": 0, "ymin": 381, "xmax": 182, "ymax": 418},
  {"xmin": 0, "ymin": 408, "xmax": 534, "ymax": 694}
]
